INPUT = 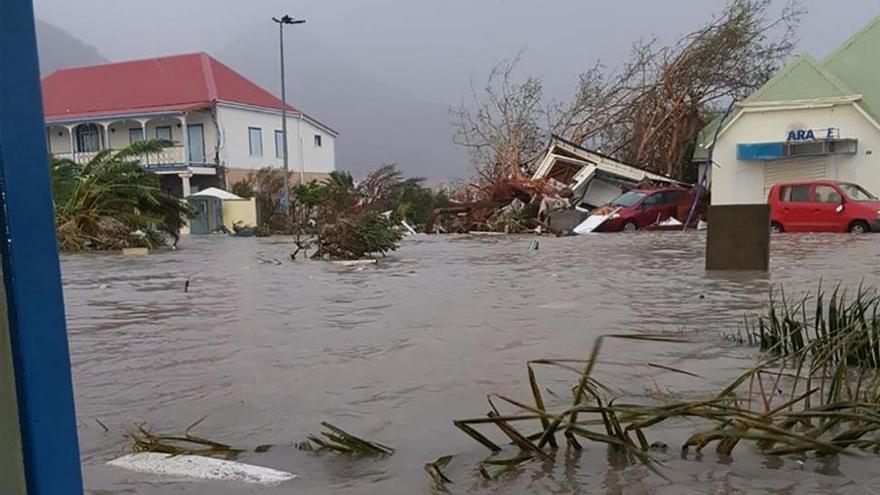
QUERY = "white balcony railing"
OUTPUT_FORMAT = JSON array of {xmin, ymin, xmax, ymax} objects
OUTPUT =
[{"xmin": 52, "ymin": 146, "xmax": 199, "ymax": 168}]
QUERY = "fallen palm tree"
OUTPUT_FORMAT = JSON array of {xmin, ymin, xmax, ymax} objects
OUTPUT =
[
  {"xmin": 453, "ymin": 284, "xmax": 880, "ymax": 480},
  {"xmin": 51, "ymin": 140, "xmax": 189, "ymax": 252}
]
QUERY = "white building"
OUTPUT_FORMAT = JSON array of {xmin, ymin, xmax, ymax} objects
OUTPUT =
[
  {"xmin": 41, "ymin": 52, "xmax": 337, "ymax": 196},
  {"xmin": 694, "ymin": 15, "xmax": 880, "ymax": 205}
]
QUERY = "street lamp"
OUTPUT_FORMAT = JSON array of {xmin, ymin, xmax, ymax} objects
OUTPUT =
[{"xmin": 272, "ymin": 14, "xmax": 305, "ymax": 217}]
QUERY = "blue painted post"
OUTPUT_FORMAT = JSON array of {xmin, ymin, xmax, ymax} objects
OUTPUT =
[{"xmin": 0, "ymin": 0, "xmax": 85, "ymax": 493}]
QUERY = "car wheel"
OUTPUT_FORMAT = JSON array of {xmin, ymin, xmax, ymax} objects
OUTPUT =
[
  {"xmin": 849, "ymin": 221, "xmax": 870, "ymax": 234},
  {"xmin": 623, "ymin": 221, "xmax": 637, "ymax": 233},
  {"xmin": 770, "ymin": 222, "xmax": 784, "ymax": 233}
]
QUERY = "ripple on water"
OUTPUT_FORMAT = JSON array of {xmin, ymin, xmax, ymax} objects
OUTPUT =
[{"xmin": 67, "ymin": 233, "xmax": 880, "ymax": 494}]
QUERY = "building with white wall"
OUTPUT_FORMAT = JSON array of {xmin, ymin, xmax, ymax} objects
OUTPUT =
[
  {"xmin": 41, "ymin": 52, "xmax": 337, "ymax": 197},
  {"xmin": 694, "ymin": 15, "xmax": 880, "ymax": 205}
]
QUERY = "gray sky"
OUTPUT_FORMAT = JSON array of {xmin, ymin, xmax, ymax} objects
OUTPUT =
[
  {"xmin": 32, "ymin": 0, "xmax": 878, "ymax": 177},
  {"xmin": 33, "ymin": 0, "xmax": 874, "ymax": 103}
]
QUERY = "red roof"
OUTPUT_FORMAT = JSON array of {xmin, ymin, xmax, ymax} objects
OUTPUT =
[{"xmin": 42, "ymin": 52, "xmax": 297, "ymax": 121}]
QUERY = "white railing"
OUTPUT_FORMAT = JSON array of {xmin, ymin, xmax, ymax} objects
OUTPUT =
[{"xmin": 52, "ymin": 146, "xmax": 194, "ymax": 168}]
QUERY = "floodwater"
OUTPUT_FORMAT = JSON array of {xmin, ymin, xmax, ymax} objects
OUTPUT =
[{"xmin": 63, "ymin": 233, "xmax": 880, "ymax": 495}]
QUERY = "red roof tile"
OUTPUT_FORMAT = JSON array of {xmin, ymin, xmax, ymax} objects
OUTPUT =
[{"xmin": 41, "ymin": 52, "xmax": 297, "ymax": 121}]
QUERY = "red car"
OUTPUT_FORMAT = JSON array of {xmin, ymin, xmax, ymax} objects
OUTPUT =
[
  {"xmin": 768, "ymin": 180, "xmax": 880, "ymax": 234},
  {"xmin": 596, "ymin": 187, "xmax": 693, "ymax": 232}
]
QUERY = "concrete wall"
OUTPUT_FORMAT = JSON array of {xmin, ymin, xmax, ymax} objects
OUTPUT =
[
  {"xmin": 712, "ymin": 103, "xmax": 880, "ymax": 205},
  {"xmin": 224, "ymin": 169, "xmax": 331, "ymax": 189},
  {"xmin": 215, "ymin": 103, "xmax": 336, "ymax": 174},
  {"xmin": 47, "ymin": 125, "xmax": 71, "ymax": 154},
  {"xmin": 222, "ymin": 198, "xmax": 258, "ymax": 230}
]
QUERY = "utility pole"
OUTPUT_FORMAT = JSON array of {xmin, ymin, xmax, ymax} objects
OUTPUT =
[{"xmin": 272, "ymin": 14, "xmax": 305, "ymax": 217}]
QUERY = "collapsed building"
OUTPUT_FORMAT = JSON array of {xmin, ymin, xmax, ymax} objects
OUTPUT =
[
  {"xmin": 425, "ymin": 136, "xmax": 688, "ymax": 234},
  {"xmin": 531, "ymin": 135, "xmax": 682, "ymax": 210}
]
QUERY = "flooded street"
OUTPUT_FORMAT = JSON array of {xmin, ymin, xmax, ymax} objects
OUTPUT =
[{"xmin": 65, "ymin": 233, "xmax": 880, "ymax": 494}]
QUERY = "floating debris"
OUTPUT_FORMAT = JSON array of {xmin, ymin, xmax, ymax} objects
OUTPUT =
[
  {"xmin": 256, "ymin": 255, "xmax": 283, "ymax": 266},
  {"xmin": 126, "ymin": 417, "xmax": 242, "ymax": 459},
  {"xmin": 331, "ymin": 259, "xmax": 378, "ymax": 267},
  {"xmin": 108, "ymin": 453, "xmax": 295, "ymax": 486},
  {"xmin": 453, "ymin": 288, "xmax": 880, "ymax": 481},
  {"xmin": 423, "ymin": 454, "xmax": 454, "ymax": 487},
  {"xmin": 304, "ymin": 422, "xmax": 394, "ymax": 456}
]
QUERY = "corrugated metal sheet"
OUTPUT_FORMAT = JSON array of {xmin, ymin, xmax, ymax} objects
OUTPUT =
[{"xmin": 763, "ymin": 156, "xmax": 829, "ymax": 198}]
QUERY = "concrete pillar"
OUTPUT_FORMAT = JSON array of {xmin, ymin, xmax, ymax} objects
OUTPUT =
[
  {"xmin": 706, "ymin": 204, "xmax": 770, "ymax": 271},
  {"xmin": 137, "ymin": 119, "xmax": 149, "ymax": 166},
  {"xmin": 101, "ymin": 123, "xmax": 110, "ymax": 150},
  {"xmin": 180, "ymin": 114, "xmax": 189, "ymax": 164},
  {"xmin": 66, "ymin": 125, "xmax": 76, "ymax": 161},
  {"xmin": 180, "ymin": 172, "xmax": 192, "ymax": 197},
  {"xmin": 136, "ymin": 119, "xmax": 149, "ymax": 139}
]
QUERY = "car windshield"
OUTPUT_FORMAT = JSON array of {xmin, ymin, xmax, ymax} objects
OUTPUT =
[
  {"xmin": 611, "ymin": 191, "xmax": 647, "ymax": 207},
  {"xmin": 839, "ymin": 183, "xmax": 877, "ymax": 201}
]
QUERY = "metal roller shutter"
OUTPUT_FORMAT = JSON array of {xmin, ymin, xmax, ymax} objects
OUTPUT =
[{"xmin": 763, "ymin": 157, "xmax": 828, "ymax": 198}]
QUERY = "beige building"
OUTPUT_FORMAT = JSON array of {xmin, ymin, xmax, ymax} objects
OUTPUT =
[{"xmin": 42, "ymin": 52, "xmax": 337, "ymax": 197}]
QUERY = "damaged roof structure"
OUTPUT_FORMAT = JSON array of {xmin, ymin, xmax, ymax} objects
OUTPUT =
[
  {"xmin": 532, "ymin": 136, "xmax": 683, "ymax": 209},
  {"xmin": 424, "ymin": 136, "xmax": 687, "ymax": 234}
]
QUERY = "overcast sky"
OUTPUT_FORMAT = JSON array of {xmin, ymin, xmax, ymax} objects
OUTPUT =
[
  {"xmin": 33, "ymin": 0, "xmax": 875, "ymax": 105},
  {"xmin": 31, "ymin": 1, "xmax": 878, "ymax": 177}
]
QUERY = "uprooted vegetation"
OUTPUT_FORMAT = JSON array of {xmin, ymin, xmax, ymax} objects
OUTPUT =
[
  {"xmin": 299, "ymin": 422, "xmax": 395, "ymax": 456},
  {"xmin": 128, "ymin": 419, "xmax": 392, "ymax": 459},
  {"xmin": 127, "ymin": 417, "xmax": 242, "ymax": 459},
  {"xmin": 233, "ymin": 164, "xmax": 448, "ymax": 259},
  {"xmin": 435, "ymin": 0, "xmax": 802, "ymax": 233},
  {"xmin": 51, "ymin": 140, "xmax": 190, "ymax": 251},
  {"xmin": 452, "ymin": 284, "xmax": 880, "ymax": 481},
  {"xmin": 452, "ymin": 0, "xmax": 802, "ymax": 183}
]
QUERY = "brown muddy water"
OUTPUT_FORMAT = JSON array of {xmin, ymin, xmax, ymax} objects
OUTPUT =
[{"xmin": 64, "ymin": 233, "xmax": 880, "ymax": 494}]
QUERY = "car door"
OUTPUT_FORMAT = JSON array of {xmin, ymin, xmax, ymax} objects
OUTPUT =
[
  {"xmin": 778, "ymin": 184, "xmax": 812, "ymax": 232},
  {"xmin": 811, "ymin": 184, "xmax": 846, "ymax": 232},
  {"xmin": 636, "ymin": 192, "xmax": 665, "ymax": 227},
  {"xmin": 662, "ymin": 190, "xmax": 686, "ymax": 222}
]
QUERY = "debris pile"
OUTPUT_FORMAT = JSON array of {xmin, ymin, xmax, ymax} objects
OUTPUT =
[
  {"xmin": 426, "ymin": 136, "xmax": 697, "ymax": 235},
  {"xmin": 424, "ymin": 175, "xmax": 562, "ymax": 234}
]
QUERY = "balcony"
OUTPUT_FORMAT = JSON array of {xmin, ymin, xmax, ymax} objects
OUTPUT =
[{"xmin": 52, "ymin": 145, "xmax": 214, "ymax": 173}]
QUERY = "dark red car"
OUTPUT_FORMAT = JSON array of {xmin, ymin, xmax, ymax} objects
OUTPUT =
[
  {"xmin": 768, "ymin": 180, "xmax": 880, "ymax": 234},
  {"xmin": 596, "ymin": 187, "xmax": 693, "ymax": 232}
]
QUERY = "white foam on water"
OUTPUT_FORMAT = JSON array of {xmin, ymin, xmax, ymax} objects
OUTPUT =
[{"xmin": 107, "ymin": 453, "xmax": 296, "ymax": 486}]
